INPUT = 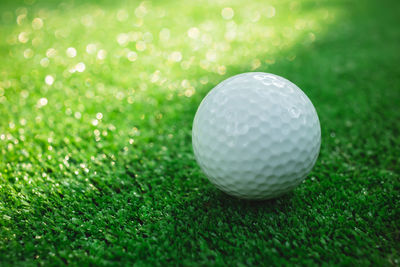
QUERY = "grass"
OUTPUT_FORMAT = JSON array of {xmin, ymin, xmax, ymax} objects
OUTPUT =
[{"xmin": 0, "ymin": 0, "xmax": 399, "ymax": 265}]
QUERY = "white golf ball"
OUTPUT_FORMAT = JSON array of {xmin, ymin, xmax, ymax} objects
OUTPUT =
[{"xmin": 192, "ymin": 72, "xmax": 321, "ymax": 200}]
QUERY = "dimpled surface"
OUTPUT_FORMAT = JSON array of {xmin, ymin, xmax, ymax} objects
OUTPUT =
[{"xmin": 192, "ymin": 72, "xmax": 321, "ymax": 200}]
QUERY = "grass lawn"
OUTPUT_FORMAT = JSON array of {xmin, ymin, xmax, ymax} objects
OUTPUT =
[{"xmin": 0, "ymin": 0, "xmax": 399, "ymax": 265}]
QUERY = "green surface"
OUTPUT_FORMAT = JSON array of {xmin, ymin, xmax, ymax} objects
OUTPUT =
[{"xmin": 0, "ymin": 0, "xmax": 399, "ymax": 265}]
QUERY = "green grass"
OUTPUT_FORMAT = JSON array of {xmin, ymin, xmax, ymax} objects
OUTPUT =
[{"xmin": 0, "ymin": 0, "xmax": 399, "ymax": 265}]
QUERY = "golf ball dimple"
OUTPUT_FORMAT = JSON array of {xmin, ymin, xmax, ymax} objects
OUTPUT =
[{"xmin": 192, "ymin": 72, "xmax": 321, "ymax": 200}]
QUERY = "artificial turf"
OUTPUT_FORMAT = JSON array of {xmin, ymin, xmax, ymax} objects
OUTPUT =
[{"xmin": 0, "ymin": 0, "xmax": 399, "ymax": 265}]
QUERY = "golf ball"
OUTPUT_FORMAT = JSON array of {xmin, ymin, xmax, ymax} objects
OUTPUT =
[{"xmin": 192, "ymin": 72, "xmax": 321, "ymax": 200}]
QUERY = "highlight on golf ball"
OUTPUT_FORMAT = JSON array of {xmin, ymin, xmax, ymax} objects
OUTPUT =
[{"xmin": 192, "ymin": 72, "xmax": 321, "ymax": 200}]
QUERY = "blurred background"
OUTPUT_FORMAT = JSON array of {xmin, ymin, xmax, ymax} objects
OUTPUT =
[{"xmin": 0, "ymin": 0, "xmax": 399, "ymax": 265}]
